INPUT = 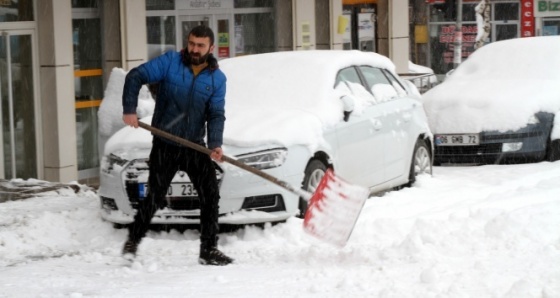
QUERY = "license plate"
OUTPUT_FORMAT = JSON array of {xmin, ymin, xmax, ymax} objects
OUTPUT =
[
  {"xmin": 435, "ymin": 134, "xmax": 479, "ymax": 146},
  {"xmin": 138, "ymin": 183, "xmax": 198, "ymax": 198}
]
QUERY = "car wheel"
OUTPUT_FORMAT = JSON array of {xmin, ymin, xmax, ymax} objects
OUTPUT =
[
  {"xmin": 546, "ymin": 139, "xmax": 560, "ymax": 161},
  {"xmin": 298, "ymin": 159, "xmax": 328, "ymax": 218},
  {"xmin": 406, "ymin": 139, "xmax": 432, "ymax": 187}
]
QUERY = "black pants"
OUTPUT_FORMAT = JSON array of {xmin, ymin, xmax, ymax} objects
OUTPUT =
[{"xmin": 127, "ymin": 138, "xmax": 221, "ymax": 250}]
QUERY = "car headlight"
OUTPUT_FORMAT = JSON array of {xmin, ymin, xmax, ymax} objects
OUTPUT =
[
  {"xmin": 236, "ymin": 148, "xmax": 288, "ymax": 170},
  {"xmin": 102, "ymin": 153, "xmax": 128, "ymax": 173}
]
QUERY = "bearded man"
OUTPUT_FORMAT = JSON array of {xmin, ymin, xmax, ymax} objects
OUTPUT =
[{"xmin": 121, "ymin": 25, "xmax": 232, "ymax": 266}]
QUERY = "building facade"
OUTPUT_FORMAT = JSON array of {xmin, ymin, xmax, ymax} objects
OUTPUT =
[
  {"xmin": 534, "ymin": 0, "xmax": 560, "ymax": 35},
  {"xmin": 409, "ymin": 0, "xmax": 558, "ymax": 76},
  {"xmin": 0, "ymin": 0, "xmax": 410, "ymax": 184}
]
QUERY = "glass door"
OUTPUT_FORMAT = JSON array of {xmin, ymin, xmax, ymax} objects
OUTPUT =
[
  {"xmin": 180, "ymin": 15, "xmax": 210, "ymax": 49},
  {"xmin": 73, "ymin": 4, "xmax": 103, "ymax": 180},
  {"xmin": 0, "ymin": 30, "xmax": 38, "ymax": 179},
  {"xmin": 179, "ymin": 15, "xmax": 232, "ymax": 59}
]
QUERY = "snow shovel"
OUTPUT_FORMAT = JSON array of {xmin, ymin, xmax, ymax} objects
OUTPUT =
[{"xmin": 138, "ymin": 122, "xmax": 369, "ymax": 247}]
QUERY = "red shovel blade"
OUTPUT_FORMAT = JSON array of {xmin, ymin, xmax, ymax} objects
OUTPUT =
[{"xmin": 302, "ymin": 169, "xmax": 369, "ymax": 247}]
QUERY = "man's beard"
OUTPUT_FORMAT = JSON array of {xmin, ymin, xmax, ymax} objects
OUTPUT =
[{"xmin": 188, "ymin": 50, "xmax": 211, "ymax": 66}]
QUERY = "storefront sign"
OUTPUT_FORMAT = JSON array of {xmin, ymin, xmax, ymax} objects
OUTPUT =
[
  {"xmin": 521, "ymin": 0, "xmax": 535, "ymax": 36},
  {"xmin": 178, "ymin": 0, "xmax": 234, "ymax": 10},
  {"xmin": 218, "ymin": 32, "xmax": 229, "ymax": 58},
  {"xmin": 438, "ymin": 25, "xmax": 477, "ymax": 64},
  {"xmin": 535, "ymin": 0, "xmax": 560, "ymax": 17}
]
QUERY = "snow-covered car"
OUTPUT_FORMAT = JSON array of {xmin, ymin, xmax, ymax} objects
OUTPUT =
[
  {"xmin": 423, "ymin": 36, "xmax": 560, "ymax": 165},
  {"xmin": 98, "ymin": 50, "xmax": 433, "ymax": 227}
]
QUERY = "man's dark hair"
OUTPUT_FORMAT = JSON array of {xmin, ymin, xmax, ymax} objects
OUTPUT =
[{"xmin": 189, "ymin": 25, "xmax": 215, "ymax": 46}]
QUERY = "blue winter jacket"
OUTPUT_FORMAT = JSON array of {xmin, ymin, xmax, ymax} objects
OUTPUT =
[{"xmin": 122, "ymin": 51, "xmax": 226, "ymax": 149}]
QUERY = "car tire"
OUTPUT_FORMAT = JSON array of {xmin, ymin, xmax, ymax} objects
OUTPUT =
[
  {"xmin": 298, "ymin": 159, "xmax": 328, "ymax": 218},
  {"xmin": 546, "ymin": 139, "xmax": 560, "ymax": 161},
  {"xmin": 406, "ymin": 138, "xmax": 432, "ymax": 187}
]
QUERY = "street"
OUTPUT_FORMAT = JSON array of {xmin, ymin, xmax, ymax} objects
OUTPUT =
[{"xmin": 1, "ymin": 162, "xmax": 559, "ymax": 297}]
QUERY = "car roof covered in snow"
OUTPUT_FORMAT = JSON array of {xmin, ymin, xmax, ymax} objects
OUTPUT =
[{"xmin": 422, "ymin": 36, "xmax": 560, "ymax": 134}]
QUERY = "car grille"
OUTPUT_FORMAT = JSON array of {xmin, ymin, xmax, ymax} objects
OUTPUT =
[
  {"xmin": 241, "ymin": 194, "xmax": 286, "ymax": 212},
  {"xmin": 480, "ymin": 131, "xmax": 545, "ymax": 141},
  {"xmin": 123, "ymin": 158, "xmax": 223, "ymax": 211},
  {"xmin": 435, "ymin": 143, "xmax": 503, "ymax": 155}
]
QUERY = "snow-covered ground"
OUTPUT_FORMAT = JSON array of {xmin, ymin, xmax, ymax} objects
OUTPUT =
[{"xmin": 1, "ymin": 162, "xmax": 559, "ymax": 298}]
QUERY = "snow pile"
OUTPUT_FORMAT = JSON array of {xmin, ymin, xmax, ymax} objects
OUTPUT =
[
  {"xmin": 1, "ymin": 163, "xmax": 559, "ymax": 297},
  {"xmin": 98, "ymin": 68, "xmax": 155, "ymax": 154}
]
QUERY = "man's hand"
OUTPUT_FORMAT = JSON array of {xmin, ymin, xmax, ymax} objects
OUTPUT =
[
  {"xmin": 210, "ymin": 147, "xmax": 223, "ymax": 162},
  {"xmin": 123, "ymin": 114, "xmax": 138, "ymax": 128}
]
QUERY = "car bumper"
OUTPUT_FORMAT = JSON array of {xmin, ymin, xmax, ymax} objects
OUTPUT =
[
  {"xmin": 99, "ymin": 201, "xmax": 295, "ymax": 225},
  {"xmin": 98, "ymin": 150, "xmax": 308, "ymax": 225},
  {"xmin": 434, "ymin": 129, "xmax": 550, "ymax": 165}
]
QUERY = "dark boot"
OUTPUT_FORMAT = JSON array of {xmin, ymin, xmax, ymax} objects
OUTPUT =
[
  {"xmin": 199, "ymin": 247, "xmax": 234, "ymax": 266},
  {"xmin": 122, "ymin": 239, "xmax": 140, "ymax": 260}
]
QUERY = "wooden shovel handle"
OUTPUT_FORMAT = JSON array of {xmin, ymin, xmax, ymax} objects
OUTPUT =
[{"xmin": 138, "ymin": 122, "xmax": 311, "ymax": 200}]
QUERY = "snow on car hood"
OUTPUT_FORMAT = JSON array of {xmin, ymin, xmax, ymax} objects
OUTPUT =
[
  {"xmin": 422, "ymin": 36, "xmax": 560, "ymax": 134},
  {"xmin": 102, "ymin": 50, "xmax": 397, "ymax": 155}
]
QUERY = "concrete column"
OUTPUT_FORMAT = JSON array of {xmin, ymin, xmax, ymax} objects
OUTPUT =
[
  {"xmin": 377, "ymin": 0, "xmax": 410, "ymax": 73},
  {"xmin": 315, "ymin": 0, "xmax": 330, "ymax": 49},
  {"xmin": 37, "ymin": 0, "xmax": 77, "ymax": 182},
  {"xmin": 120, "ymin": 0, "xmax": 148, "ymax": 70},
  {"xmin": 102, "ymin": 0, "xmax": 122, "ymax": 85},
  {"xmin": 330, "ymin": 0, "xmax": 344, "ymax": 50},
  {"xmin": 292, "ymin": 0, "xmax": 316, "ymax": 50},
  {"xmin": 390, "ymin": 0, "xmax": 410, "ymax": 72},
  {"xmin": 275, "ymin": 1, "xmax": 294, "ymax": 51}
]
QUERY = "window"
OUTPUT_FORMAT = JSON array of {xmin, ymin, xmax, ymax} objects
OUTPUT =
[
  {"xmin": 359, "ymin": 66, "xmax": 398, "ymax": 102},
  {"xmin": 359, "ymin": 66, "xmax": 391, "ymax": 89},
  {"xmin": 382, "ymin": 70, "xmax": 407, "ymax": 97},
  {"xmin": 146, "ymin": 0, "xmax": 174, "ymax": 10},
  {"xmin": 234, "ymin": 13, "xmax": 275, "ymax": 55},
  {"xmin": 0, "ymin": 0, "xmax": 33, "ymax": 22},
  {"xmin": 146, "ymin": 16, "xmax": 176, "ymax": 59},
  {"xmin": 495, "ymin": 3, "xmax": 519, "ymax": 21},
  {"xmin": 335, "ymin": 67, "xmax": 362, "ymax": 87},
  {"xmin": 71, "ymin": 0, "xmax": 98, "ymax": 8},
  {"xmin": 72, "ymin": 4, "xmax": 103, "ymax": 177},
  {"xmin": 430, "ymin": 3, "xmax": 476, "ymax": 22},
  {"xmin": 234, "ymin": 0, "xmax": 274, "ymax": 8}
]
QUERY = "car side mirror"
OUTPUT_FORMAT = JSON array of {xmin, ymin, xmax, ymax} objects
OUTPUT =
[{"xmin": 340, "ymin": 95, "xmax": 354, "ymax": 122}]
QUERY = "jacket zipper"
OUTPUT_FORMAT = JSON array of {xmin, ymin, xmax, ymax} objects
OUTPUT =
[{"xmin": 187, "ymin": 70, "xmax": 198, "ymax": 126}]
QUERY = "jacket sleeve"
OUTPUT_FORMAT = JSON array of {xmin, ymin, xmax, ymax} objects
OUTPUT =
[
  {"xmin": 206, "ymin": 76, "xmax": 226, "ymax": 149},
  {"xmin": 122, "ymin": 52, "xmax": 173, "ymax": 114}
]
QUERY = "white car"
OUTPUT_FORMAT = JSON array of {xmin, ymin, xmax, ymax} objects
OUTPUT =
[{"xmin": 98, "ymin": 50, "xmax": 433, "ymax": 227}]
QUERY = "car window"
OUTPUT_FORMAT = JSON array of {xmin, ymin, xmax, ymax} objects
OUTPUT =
[
  {"xmin": 382, "ymin": 70, "xmax": 408, "ymax": 97},
  {"xmin": 359, "ymin": 66, "xmax": 398, "ymax": 102},
  {"xmin": 335, "ymin": 67, "xmax": 362, "ymax": 87},
  {"xmin": 359, "ymin": 66, "xmax": 391, "ymax": 88}
]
